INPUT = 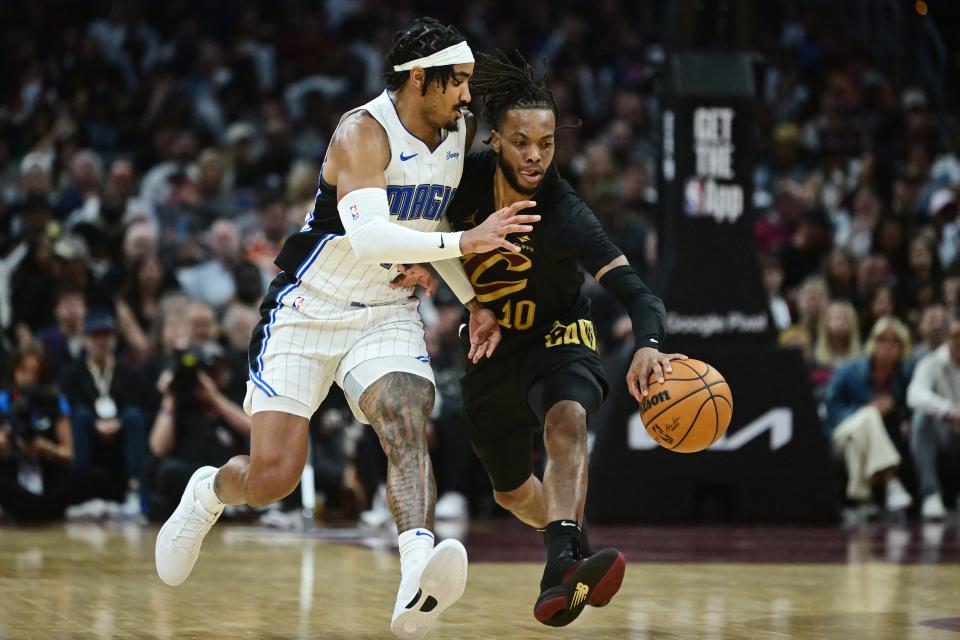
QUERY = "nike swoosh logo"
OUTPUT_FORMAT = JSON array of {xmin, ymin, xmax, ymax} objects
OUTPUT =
[
  {"xmin": 560, "ymin": 522, "xmax": 578, "ymax": 527},
  {"xmin": 415, "ymin": 530, "xmax": 435, "ymax": 539},
  {"xmin": 438, "ymin": 235, "xmax": 445, "ymax": 249},
  {"xmin": 400, "ymin": 152, "xmax": 418, "ymax": 161}
]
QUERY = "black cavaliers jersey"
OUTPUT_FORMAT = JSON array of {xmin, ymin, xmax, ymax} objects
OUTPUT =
[{"xmin": 447, "ymin": 151, "xmax": 623, "ymax": 357}]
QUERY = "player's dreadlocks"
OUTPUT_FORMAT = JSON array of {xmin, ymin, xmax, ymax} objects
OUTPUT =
[
  {"xmin": 385, "ymin": 17, "xmax": 466, "ymax": 96},
  {"xmin": 470, "ymin": 49, "xmax": 559, "ymax": 130}
]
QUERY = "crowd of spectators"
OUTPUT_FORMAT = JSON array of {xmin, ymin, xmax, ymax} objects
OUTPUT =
[{"xmin": 1, "ymin": 1, "xmax": 959, "ymax": 525}]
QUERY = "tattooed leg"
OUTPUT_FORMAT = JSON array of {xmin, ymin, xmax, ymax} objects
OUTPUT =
[{"xmin": 359, "ymin": 372, "xmax": 437, "ymax": 532}]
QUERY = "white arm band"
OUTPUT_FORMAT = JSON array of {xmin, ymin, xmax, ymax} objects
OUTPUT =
[
  {"xmin": 432, "ymin": 258, "xmax": 476, "ymax": 304},
  {"xmin": 338, "ymin": 187, "xmax": 463, "ymax": 264}
]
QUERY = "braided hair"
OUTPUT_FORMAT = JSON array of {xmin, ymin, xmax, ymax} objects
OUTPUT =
[
  {"xmin": 385, "ymin": 17, "xmax": 467, "ymax": 96},
  {"xmin": 470, "ymin": 50, "xmax": 558, "ymax": 130}
]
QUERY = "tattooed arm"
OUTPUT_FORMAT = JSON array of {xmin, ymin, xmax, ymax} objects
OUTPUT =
[{"xmin": 359, "ymin": 372, "xmax": 437, "ymax": 532}]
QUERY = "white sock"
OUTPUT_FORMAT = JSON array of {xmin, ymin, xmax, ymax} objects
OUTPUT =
[
  {"xmin": 398, "ymin": 528, "xmax": 435, "ymax": 582},
  {"xmin": 195, "ymin": 468, "xmax": 225, "ymax": 514}
]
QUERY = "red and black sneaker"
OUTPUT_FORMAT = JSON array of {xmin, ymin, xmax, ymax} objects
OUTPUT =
[{"xmin": 533, "ymin": 547, "xmax": 626, "ymax": 627}]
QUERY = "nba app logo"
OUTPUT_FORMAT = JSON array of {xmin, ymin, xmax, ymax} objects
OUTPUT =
[
  {"xmin": 293, "ymin": 296, "xmax": 305, "ymax": 311},
  {"xmin": 350, "ymin": 204, "xmax": 360, "ymax": 220}
]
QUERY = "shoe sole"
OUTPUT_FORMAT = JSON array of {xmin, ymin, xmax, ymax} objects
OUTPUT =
[
  {"xmin": 588, "ymin": 550, "xmax": 626, "ymax": 607},
  {"xmin": 391, "ymin": 539, "xmax": 468, "ymax": 640},
  {"xmin": 533, "ymin": 548, "xmax": 623, "ymax": 627},
  {"xmin": 155, "ymin": 466, "xmax": 218, "ymax": 586}
]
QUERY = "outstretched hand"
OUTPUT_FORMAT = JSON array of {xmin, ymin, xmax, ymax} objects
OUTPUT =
[
  {"xmin": 467, "ymin": 306, "xmax": 501, "ymax": 363},
  {"xmin": 627, "ymin": 347, "xmax": 688, "ymax": 402},
  {"xmin": 460, "ymin": 201, "xmax": 540, "ymax": 254}
]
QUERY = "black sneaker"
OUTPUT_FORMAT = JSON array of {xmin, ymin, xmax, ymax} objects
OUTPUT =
[{"xmin": 533, "ymin": 547, "xmax": 626, "ymax": 626}]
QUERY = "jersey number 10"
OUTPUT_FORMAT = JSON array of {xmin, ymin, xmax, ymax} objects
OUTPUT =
[{"xmin": 498, "ymin": 299, "xmax": 536, "ymax": 331}]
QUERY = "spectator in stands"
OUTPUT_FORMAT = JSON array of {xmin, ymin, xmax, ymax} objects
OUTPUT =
[
  {"xmin": 185, "ymin": 300, "xmax": 218, "ymax": 348},
  {"xmin": 814, "ymin": 300, "xmax": 862, "ymax": 370},
  {"xmin": 116, "ymin": 253, "xmax": 180, "ymax": 339},
  {"xmin": 825, "ymin": 317, "xmax": 914, "ymax": 513},
  {"xmin": 906, "ymin": 314, "xmax": 960, "ymax": 520},
  {"xmin": 779, "ymin": 208, "xmax": 834, "ymax": 290},
  {"xmin": 761, "ymin": 253, "xmax": 792, "ymax": 331},
  {"xmin": 0, "ymin": 345, "xmax": 76, "ymax": 521},
  {"xmin": 913, "ymin": 303, "xmax": 949, "ymax": 362},
  {"xmin": 861, "ymin": 282, "xmax": 898, "ymax": 338},
  {"xmin": 59, "ymin": 310, "xmax": 147, "ymax": 507},
  {"xmin": 899, "ymin": 235, "xmax": 942, "ymax": 324},
  {"xmin": 780, "ymin": 324, "xmax": 832, "ymax": 395},
  {"xmin": 146, "ymin": 342, "xmax": 250, "ymax": 521},
  {"xmin": 242, "ymin": 192, "xmax": 292, "ymax": 283},
  {"xmin": 792, "ymin": 276, "xmax": 829, "ymax": 343},
  {"xmin": 176, "ymin": 219, "xmax": 244, "ymax": 309},
  {"xmin": 822, "ymin": 247, "xmax": 858, "ymax": 304},
  {"xmin": 38, "ymin": 287, "xmax": 87, "ymax": 372}
]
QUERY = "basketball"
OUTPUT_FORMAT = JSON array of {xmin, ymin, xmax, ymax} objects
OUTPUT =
[{"xmin": 639, "ymin": 359, "xmax": 733, "ymax": 453}]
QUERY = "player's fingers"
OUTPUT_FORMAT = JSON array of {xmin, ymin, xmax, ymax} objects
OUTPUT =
[
  {"xmin": 673, "ymin": 352, "xmax": 689, "ymax": 360},
  {"xmin": 660, "ymin": 356, "xmax": 677, "ymax": 374},
  {"xmin": 497, "ymin": 239, "xmax": 522, "ymax": 252},
  {"xmin": 505, "ymin": 200, "xmax": 537, "ymax": 215},
  {"xmin": 652, "ymin": 361, "xmax": 664, "ymax": 384},
  {"xmin": 504, "ymin": 214, "xmax": 541, "ymax": 225},
  {"xmin": 467, "ymin": 342, "xmax": 478, "ymax": 361},
  {"xmin": 426, "ymin": 278, "xmax": 438, "ymax": 297},
  {"xmin": 500, "ymin": 224, "xmax": 534, "ymax": 236},
  {"xmin": 484, "ymin": 330, "xmax": 500, "ymax": 357},
  {"xmin": 471, "ymin": 338, "xmax": 485, "ymax": 363},
  {"xmin": 629, "ymin": 372, "xmax": 644, "ymax": 400}
]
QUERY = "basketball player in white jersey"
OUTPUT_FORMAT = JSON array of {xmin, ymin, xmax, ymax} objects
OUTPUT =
[{"xmin": 154, "ymin": 18, "xmax": 539, "ymax": 639}]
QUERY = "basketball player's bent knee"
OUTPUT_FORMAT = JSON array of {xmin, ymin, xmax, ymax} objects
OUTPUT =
[
  {"xmin": 242, "ymin": 396, "xmax": 311, "ymax": 506},
  {"xmin": 494, "ymin": 477, "xmax": 537, "ymax": 511},
  {"xmin": 244, "ymin": 458, "xmax": 303, "ymax": 506},
  {"xmin": 543, "ymin": 401, "xmax": 588, "ymax": 451}
]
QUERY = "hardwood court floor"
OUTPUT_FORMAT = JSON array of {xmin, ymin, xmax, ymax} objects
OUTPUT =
[{"xmin": 2, "ymin": 520, "xmax": 960, "ymax": 639}]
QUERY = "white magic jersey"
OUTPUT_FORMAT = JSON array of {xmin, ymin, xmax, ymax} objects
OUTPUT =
[{"xmin": 281, "ymin": 90, "xmax": 466, "ymax": 308}]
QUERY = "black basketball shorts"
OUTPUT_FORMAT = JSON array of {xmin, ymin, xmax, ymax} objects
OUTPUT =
[{"xmin": 460, "ymin": 328, "xmax": 607, "ymax": 493}]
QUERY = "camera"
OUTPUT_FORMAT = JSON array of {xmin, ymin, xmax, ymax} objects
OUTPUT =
[
  {"xmin": 169, "ymin": 343, "xmax": 225, "ymax": 400},
  {"xmin": 3, "ymin": 386, "xmax": 59, "ymax": 447}
]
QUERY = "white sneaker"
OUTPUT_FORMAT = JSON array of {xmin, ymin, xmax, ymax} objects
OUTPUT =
[
  {"xmin": 921, "ymin": 493, "xmax": 947, "ymax": 520},
  {"xmin": 390, "ymin": 539, "xmax": 468, "ymax": 640},
  {"xmin": 885, "ymin": 478, "xmax": 913, "ymax": 512},
  {"xmin": 155, "ymin": 466, "xmax": 223, "ymax": 586}
]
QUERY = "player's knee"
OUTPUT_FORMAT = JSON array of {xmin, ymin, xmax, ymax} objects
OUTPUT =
[
  {"xmin": 493, "ymin": 488, "xmax": 526, "ymax": 511},
  {"xmin": 245, "ymin": 457, "xmax": 303, "ymax": 506},
  {"xmin": 543, "ymin": 401, "xmax": 587, "ymax": 451}
]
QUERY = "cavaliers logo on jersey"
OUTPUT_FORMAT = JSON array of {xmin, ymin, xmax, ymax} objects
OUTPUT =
[{"xmin": 461, "ymin": 249, "xmax": 532, "ymax": 303}]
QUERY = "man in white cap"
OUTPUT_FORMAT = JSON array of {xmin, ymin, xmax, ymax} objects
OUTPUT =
[{"xmin": 155, "ymin": 16, "xmax": 540, "ymax": 639}]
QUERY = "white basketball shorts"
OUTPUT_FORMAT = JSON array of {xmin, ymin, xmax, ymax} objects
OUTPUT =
[{"xmin": 244, "ymin": 275, "xmax": 434, "ymax": 424}]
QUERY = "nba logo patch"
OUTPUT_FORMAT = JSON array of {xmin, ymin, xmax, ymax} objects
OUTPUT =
[
  {"xmin": 293, "ymin": 296, "xmax": 305, "ymax": 311},
  {"xmin": 350, "ymin": 204, "xmax": 360, "ymax": 220}
]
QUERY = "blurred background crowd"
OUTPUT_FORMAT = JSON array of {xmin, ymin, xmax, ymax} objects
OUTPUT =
[{"xmin": 1, "ymin": 0, "xmax": 959, "ymax": 526}]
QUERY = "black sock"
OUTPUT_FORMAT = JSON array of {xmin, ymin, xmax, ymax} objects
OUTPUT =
[
  {"xmin": 578, "ymin": 520, "xmax": 593, "ymax": 557},
  {"xmin": 542, "ymin": 519, "xmax": 580, "ymax": 561}
]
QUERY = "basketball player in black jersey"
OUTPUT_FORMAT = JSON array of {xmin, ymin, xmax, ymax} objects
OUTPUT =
[{"xmin": 394, "ymin": 50, "xmax": 685, "ymax": 627}]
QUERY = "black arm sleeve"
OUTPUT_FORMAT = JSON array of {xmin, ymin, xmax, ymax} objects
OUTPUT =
[
  {"xmin": 551, "ymin": 200, "xmax": 622, "ymax": 273},
  {"xmin": 599, "ymin": 265, "xmax": 666, "ymax": 349}
]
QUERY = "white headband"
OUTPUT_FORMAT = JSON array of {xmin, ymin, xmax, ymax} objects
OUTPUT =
[{"xmin": 392, "ymin": 41, "xmax": 474, "ymax": 72}]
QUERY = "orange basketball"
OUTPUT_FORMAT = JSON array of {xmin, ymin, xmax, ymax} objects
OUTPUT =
[{"xmin": 639, "ymin": 358, "xmax": 733, "ymax": 453}]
